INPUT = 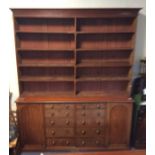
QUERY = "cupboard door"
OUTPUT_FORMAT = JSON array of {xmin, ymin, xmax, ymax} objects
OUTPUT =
[
  {"xmin": 17, "ymin": 104, "xmax": 44, "ymax": 149},
  {"xmin": 107, "ymin": 102, "xmax": 132, "ymax": 149}
]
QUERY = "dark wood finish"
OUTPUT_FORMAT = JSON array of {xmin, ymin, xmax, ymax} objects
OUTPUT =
[
  {"xmin": 107, "ymin": 103, "xmax": 132, "ymax": 149},
  {"xmin": 12, "ymin": 9, "xmax": 140, "ymax": 152},
  {"xmin": 17, "ymin": 104, "xmax": 44, "ymax": 149}
]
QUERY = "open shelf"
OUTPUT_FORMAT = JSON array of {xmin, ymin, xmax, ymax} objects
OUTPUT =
[
  {"xmin": 77, "ymin": 33, "xmax": 133, "ymax": 49},
  {"xmin": 15, "ymin": 18, "xmax": 75, "ymax": 33},
  {"xmin": 19, "ymin": 76, "xmax": 74, "ymax": 82},
  {"xmin": 77, "ymin": 81, "xmax": 129, "ymax": 94},
  {"xmin": 17, "ymin": 33, "xmax": 75, "ymax": 49},
  {"xmin": 77, "ymin": 61, "xmax": 131, "ymax": 67},
  {"xmin": 21, "ymin": 91, "xmax": 74, "ymax": 97},
  {"xmin": 77, "ymin": 17, "xmax": 136, "ymax": 33},
  {"xmin": 20, "ymin": 81, "xmax": 74, "ymax": 95}
]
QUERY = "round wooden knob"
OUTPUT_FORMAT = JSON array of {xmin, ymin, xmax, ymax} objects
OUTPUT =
[
  {"xmin": 82, "ymin": 105, "xmax": 86, "ymax": 109},
  {"xmin": 97, "ymin": 112, "xmax": 100, "ymax": 116},
  {"xmin": 66, "ymin": 105, "xmax": 69, "ymax": 109},
  {"xmin": 96, "ymin": 140, "xmax": 99, "ymax": 145},
  {"xmin": 52, "ymin": 140, "xmax": 55, "ymax": 145},
  {"xmin": 81, "ymin": 130, "xmax": 86, "ymax": 135},
  {"xmin": 82, "ymin": 140, "xmax": 85, "ymax": 145},
  {"xmin": 82, "ymin": 120, "xmax": 86, "ymax": 125},
  {"xmin": 66, "ymin": 112, "xmax": 69, "ymax": 116},
  {"xmin": 82, "ymin": 112, "xmax": 86, "ymax": 116},
  {"xmin": 97, "ymin": 105, "xmax": 100, "ymax": 109},
  {"xmin": 66, "ymin": 120, "xmax": 70, "ymax": 125},
  {"xmin": 51, "ymin": 105, "xmax": 54, "ymax": 109},
  {"xmin": 96, "ymin": 129, "xmax": 100, "ymax": 134},
  {"xmin": 51, "ymin": 130, "xmax": 55, "ymax": 135},
  {"xmin": 66, "ymin": 140, "xmax": 70, "ymax": 145},
  {"xmin": 97, "ymin": 121, "xmax": 101, "ymax": 126},
  {"xmin": 50, "ymin": 120, "xmax": 55, "ymax": 125},
  {"xmin": 51, "ymin": 113, "xmax": 55, "ymax": 116}
]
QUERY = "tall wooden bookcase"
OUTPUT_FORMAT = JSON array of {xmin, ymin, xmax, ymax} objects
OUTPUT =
[{"xmin": 12, "ymin": 9, "xmax": 140, "ymax": 152}]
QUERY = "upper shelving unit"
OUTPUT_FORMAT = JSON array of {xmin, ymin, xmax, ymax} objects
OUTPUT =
[{"xmin": 13, "ymin": 9, "xmax": 140, "ymax": 97}]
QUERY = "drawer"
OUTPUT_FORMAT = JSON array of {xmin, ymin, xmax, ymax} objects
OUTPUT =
[
  {"xmin": 46, "ymin": 128, "xmax": 74, "ymax": 138},
  {"xmin": 47, "ymin": 138, "xmax": 75, "ymax": 146},
  {"xmin": 76, "ymin": 128, "xmax": 105, "ymax": 137},
  {"xmin": 45, "ymin": 104, "xmax": 74, "ymax": 110},
  {"xmin": 45, "ymin": 118, "xmax": 74, "ymax": 127},
  {"xmin": 76, "ymin": 138, "xmax": 105, "ymax": 147},
  {"xmin": 76, "ymin": 103, "xmax": 105, "ymax": 109},
  {"xmin": 45, "ymin": 109, "xmax": 74, "ymax": 118},
  {"xmin": 76, "ymin": 117, "xmax": 104, "ymax": 127},
  {"xmin": 76, "ymin": 109, "xmax": 105, "ymax": 118}
]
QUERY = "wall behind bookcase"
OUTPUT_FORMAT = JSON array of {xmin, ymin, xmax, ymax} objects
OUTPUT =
[{"xmin": 8, "ymin": 0, "xmax": 146, "ymax": 110}]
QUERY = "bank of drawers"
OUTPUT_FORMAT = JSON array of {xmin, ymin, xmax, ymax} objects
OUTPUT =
[{"xmin": 45, "ymin": 103, "xmax": 106, "ymax": 147}]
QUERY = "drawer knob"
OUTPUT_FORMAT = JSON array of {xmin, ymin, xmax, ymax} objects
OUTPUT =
[
  {"xmin": 82, "ymin": 105, "xmax": 86, "ymax": 109},
  {"xmin": 97, "ymin": 112, "xmax": 101, "ymax": 116},
  {"xmin": 66, "ymin": 112, "xmax": 69, "ymax": 116},
  {"xmin": 97, "ymin": 105, "xmax": 101, "ymax": 109},
  {"xmin": 96, "ymin": 129, "xmax": 100, "ymax": 134},
  {"xmin": 51, "ymin": 130, "xmax": 55, "ymax": 135},
  {"xmin": 66, "ymin": 120, "xmax": 70, "ymax": 125},
  {"xmin": 96, "ymin": 140, "xmax": 100, "ymax": 145},
  {"xmin": 50, "ymin": 121, "xmax": 55, "ymax": 125},
  {"xmin": 82, "ymin": 120, "xmax": 86, "ymax": 125},
  {"xmin": 82, "ymin": 112, "xmax": 86, "ymax": 116},
  {"xmin": 66, "ymin": 105, "xmax": 69, "ymax": 109},
  {"xmin": 82, "ymin": 140, "xmax": 85, "ymax": 145},
  {"xmin": 52, "ymin": 140, "xmax": 55, "ymax": 145},
  {"xmin": 51, "ymin": 105, "xmax": 54, "ymax": 109},
  {"xmin": 97, "ymin": 121, "xmax": 101, "ymax": 125},
  {"xmin": 66, "ymin": 140, "xmax": 70, "ymax": 145},
  {"xmin": 81, "ymin": 130, "xmax": 86, "ymax": 135},
  {"xmin": 51, "ymin": 113, "xmax": 55, "ymax": 117}
]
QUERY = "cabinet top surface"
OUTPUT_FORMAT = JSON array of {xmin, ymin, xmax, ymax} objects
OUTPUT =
[
  {"xmin": 16, "ymin": 95, "xmax": 132, "ymax": 104},
  {"xmin": 11, "ymin": 8, "xmax": 141, "ymax": 18}
]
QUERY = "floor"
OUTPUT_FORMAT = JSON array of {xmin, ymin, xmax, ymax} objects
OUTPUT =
[{"xmin": 21, "ymin": 150, "xmax": 146, "ymax": 155}]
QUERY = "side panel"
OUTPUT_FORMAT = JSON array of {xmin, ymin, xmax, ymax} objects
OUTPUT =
[
  {"xmin": 107, "ymin": 102, "xmax": 132, "ymax": 149},
  {"xmin": 17, "ymin": 104, "xmax": 44, "ymax": 149}
]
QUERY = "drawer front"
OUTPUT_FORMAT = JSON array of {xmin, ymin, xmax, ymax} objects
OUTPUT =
[
  {"xmin": 46, "ymin": 128, "xmax": 74, "ymax": 138},
  {"xmin": 45, "ymin": 109, "xmax": 74, "ymax": 118},
  {"xmin": 45, "ymin": 118, "xmax": 74, "ymax": 128},
  {"xmin": 76, "ymin": 138, "xmax": 105, "ymax": 147},
  {"xmin": 76, "ymin": 109, "xmax": 105, "ymax": 118},
  {"xmin": 76, "ymin": 103, "xmax": 105, "ymax": 109},
  {"xmin": 45, "ymin": 104, "xmax": 74, "ymax": 110},
  {"xmin": 47, "ymin": 138, "xmax": 75, "ymax": 146},
  {"xmin": 76, "ymin": 128, "xmax": 105, "ymax": 137},
  {"xmin": 76, "ymin": 117, "xmax": 104, "ymax": 127}
]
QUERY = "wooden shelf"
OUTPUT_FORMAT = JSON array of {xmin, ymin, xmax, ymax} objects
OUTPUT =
[
  {"xmin": 16, "ymin": 30, "xmax": 75, "ymax": 34},
  {"xmin": 76, "ymin": 31, "xmax": 135, "ymax": 34},
  {"xmin": 76, "ymin": 47, "xmax": 133, "ymax": 51},
  {"xmin": 17, "ymin": 48, "xmax": 74, "ymax": 51},
  {"xmin": 20, "ymin": 76, "xmax": 74, "ymax": 82},
  {"xmin": 19, "ymin": 63, "xmax": 74, "ymax": 67},
  {"xmin": 77, "ymin": 77, "xmax": 130, "ymax": 82},
  {"xmin": 21, "ymin": 91, "xmax": 74, "ymax": 97},
  {"xmin": 77, "ymin": 90, "xmax": 129, "ymax": 97},
  {"xmin": 77, "ymin": 61, "xmax": 131, "ymax": 67}
]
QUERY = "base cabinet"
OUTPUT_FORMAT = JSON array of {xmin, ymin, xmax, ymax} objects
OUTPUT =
[{"xmin": 17, "ymin": 102, "xmax": 132, "ymax": 151}]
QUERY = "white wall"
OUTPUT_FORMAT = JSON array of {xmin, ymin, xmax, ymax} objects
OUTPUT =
[{"xmin": 8, "ymin": 0, "xmax": 146, "ymax": 110}]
